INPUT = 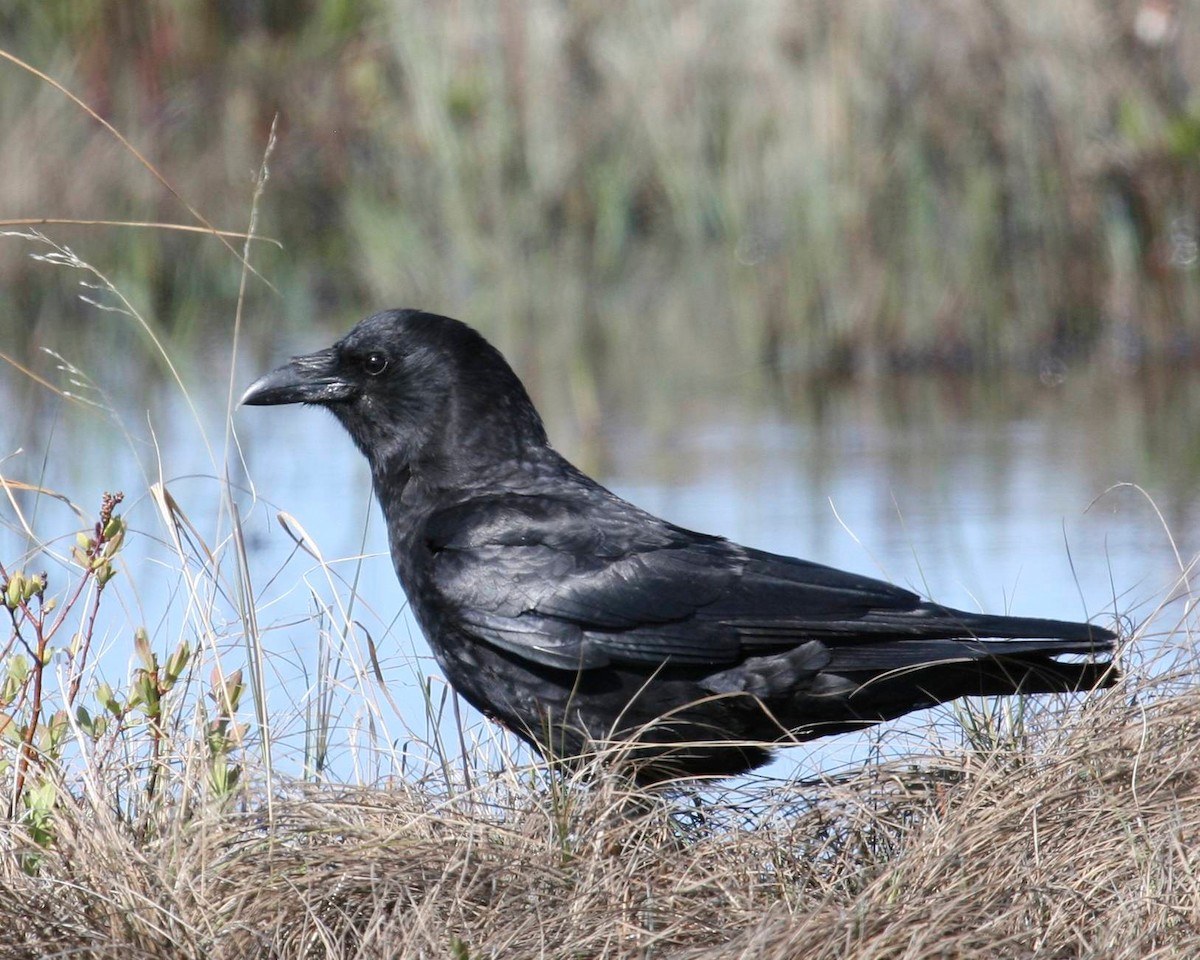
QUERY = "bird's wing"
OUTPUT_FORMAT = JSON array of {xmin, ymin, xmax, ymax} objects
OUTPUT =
[{"xmin": 422, "ymin": 492, "xmax": 931, "ymax": 671}]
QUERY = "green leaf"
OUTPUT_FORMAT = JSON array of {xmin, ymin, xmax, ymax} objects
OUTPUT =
[
  {"xmin": 133, "ymin": 628, "xmax": 155, "ymax": 673},
  {"xmin": 8, "ymin": 655, "xmax": 30, "ymax": 684},
  {"xmin": 102, "ymin": 515, "xmax": 124, "ymax": 540},
  {"xmin": 165, "ymin": 640, "xmax": 191, "ymax": 683},
  {"xmin": 96, "ymin": 682, "xmax": 121, "ymax": 716},
  {"xmin": 6, "ymin": 574, "xmax": 24, "ymax": 609},
  {"xmin": 26, "ymin": 778, "xmax": 56, "ymax": 812}
]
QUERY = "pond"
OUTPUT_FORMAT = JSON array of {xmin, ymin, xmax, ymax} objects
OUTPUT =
[{"xmin": 1, "ymin": 336, "xmax": 1195, "ymax": 785}]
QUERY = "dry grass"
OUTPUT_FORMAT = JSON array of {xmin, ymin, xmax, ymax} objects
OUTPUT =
[{"xmin": 0, "ymin": 633, "xmax": 1196, "ymax": 959}]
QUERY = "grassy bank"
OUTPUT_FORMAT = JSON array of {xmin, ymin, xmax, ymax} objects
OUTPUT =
[{"xmin": 0, "ymin": 525, "xmax": 1187, "ymax": 958}]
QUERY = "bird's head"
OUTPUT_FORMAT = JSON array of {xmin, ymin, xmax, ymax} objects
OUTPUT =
[{"xmin": 241, "ymin": 309, "xmax": 549, "ymax": 483}]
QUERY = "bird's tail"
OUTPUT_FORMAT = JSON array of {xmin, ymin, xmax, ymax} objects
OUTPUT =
[
  {"xmin": 852, "ymin": 603, "xmax": 1116, "ymax": 644},
  {"xmin": 828, "ymin": 635, "xmax": 1118, "ymax": 697}
]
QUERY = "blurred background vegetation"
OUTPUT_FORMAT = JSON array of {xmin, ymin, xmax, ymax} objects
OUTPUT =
[{"xmin": 2, "ymin": 0, "xmax": 1198, "ymax": 398}]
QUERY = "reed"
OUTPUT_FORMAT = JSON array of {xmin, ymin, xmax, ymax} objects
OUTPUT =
[{"xmin": 3, "ymin": 0, "xmax": 1198, "ymax": 390}]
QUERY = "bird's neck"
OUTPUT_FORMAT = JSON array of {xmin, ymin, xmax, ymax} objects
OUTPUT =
[
  {"xmin": 369, "ymin": 456, "xmax": 420, "ymax": 519},
  {"xmin": 368, "ymin": 441, "xmax": 569, "ymax": 521}
]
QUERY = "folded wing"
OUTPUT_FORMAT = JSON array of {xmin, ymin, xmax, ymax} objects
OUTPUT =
[{"xmin": 424, "ymin": 493, "xmax": 1117, "ymax": 672}]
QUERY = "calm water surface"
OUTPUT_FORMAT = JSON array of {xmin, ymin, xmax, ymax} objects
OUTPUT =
[{"xmin": 1, "ymin": 359, "xmax": 1195, "ymax": 783}]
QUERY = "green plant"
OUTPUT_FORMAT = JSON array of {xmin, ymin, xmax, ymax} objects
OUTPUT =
[{"xmin": 1, "ymin": 492, "xmax": 127, "ymax": 829}]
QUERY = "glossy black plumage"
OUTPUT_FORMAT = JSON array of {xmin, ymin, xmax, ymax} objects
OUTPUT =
[{"xmin": 242, "ymin": 309, "xmax": 1119, "ymax": 781}]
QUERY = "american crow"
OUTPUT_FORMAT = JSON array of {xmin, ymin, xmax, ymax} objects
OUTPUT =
[{"xmin": 242, "ymin": 310, "xmax": 1118, "ymax": 782}]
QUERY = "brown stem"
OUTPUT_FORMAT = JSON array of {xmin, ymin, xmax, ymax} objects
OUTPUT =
[
  {"xmin": 10, "ymin": 620, "xmax": 47, "ymax": 818},
  {"xmin": 66, "ymin": 578, "xmax": 107, "ymax": 708}
]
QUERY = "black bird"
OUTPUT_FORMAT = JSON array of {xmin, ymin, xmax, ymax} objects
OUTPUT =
[{"xmin": 242, "ymin": 310, "xmax": 1118, "ymax": 782}]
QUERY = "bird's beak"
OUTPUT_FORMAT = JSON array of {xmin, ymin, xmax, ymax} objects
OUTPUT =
[{"xmin": 240, "ymin": 348, "xmax": 355, "ymax": 406}]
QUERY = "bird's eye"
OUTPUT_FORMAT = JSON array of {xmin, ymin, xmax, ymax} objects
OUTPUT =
[{"xmin": 362, "ymin": 352, "xmax": 389, "ymax": 376}]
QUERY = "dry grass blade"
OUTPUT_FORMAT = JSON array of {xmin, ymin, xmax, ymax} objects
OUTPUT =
[
  {"xmin": 0, "ymin": 478, "xmax": 85, "ymax": 541},
  {"xmin": 0, "ymin": 48, "xmax": 278, "ymax": 293},
  {"xmin": 0, "ymin": 350, "xmax": 86, "ymax": 406},
  {"xmin": 0, "ymin": 219, "xmax": 281, "ymax": 245}
]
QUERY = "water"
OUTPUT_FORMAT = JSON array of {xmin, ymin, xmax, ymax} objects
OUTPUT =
[{"xmin": 0, "ymin": 354, "xmax": 1194, "ymax": 786}]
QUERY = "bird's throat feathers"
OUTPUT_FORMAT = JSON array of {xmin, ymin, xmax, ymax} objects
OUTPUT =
[{"xmin": 355, "ymin": 383, "xmax": 552, "ymax": 510}]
